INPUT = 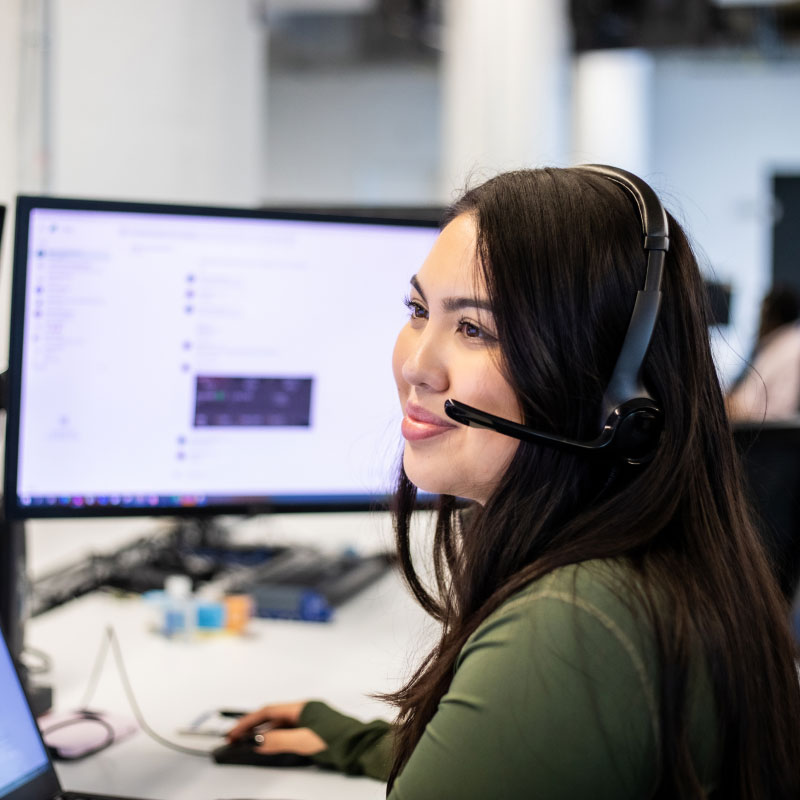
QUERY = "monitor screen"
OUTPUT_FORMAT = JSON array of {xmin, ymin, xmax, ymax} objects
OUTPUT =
[
  {"xmin": 0, "ymin": 624, "xmax": 51, "ymax": 797},
  {"xmin": 4, "ymin": 197, "xmax": 440, "ymax": 518}
]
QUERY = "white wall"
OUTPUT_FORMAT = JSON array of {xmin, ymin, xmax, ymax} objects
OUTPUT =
[
  {"xmin": 0, "ymin": 0, "xmax": 23, "ymax": 374},
  {"xmin": 440, "ymin": 0, "xmax": 571, "ymax": 194},
  {"xmin": 571, "ymin": 49, "xmax": 654, "ymax": 178},
  {"xmin": 264, "ymin": 64, "xmax": 440, "ymax": 205},
  {"xmin": 650, "ymin": 52, "xmax": 800, "ymax": 385},
  {"xmin": 49, "ymin": 0, "xmax": 265, "ymax": 205},
  {"xmin": 0, "ymin": 1, "xmax": 22, "ymax": 202}
]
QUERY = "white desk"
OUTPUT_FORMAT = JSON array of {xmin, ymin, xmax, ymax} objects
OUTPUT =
[{"xmin": 23, "ymin": 516, "xmax": 437, "ymax": 800}]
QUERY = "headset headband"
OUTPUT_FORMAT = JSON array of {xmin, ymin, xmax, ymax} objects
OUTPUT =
[{"xmin": 444, "ymin": 164, "xmax": 669, "ymax": 465}]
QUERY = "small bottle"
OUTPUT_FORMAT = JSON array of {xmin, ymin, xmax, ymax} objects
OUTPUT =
[
  {"xmin": 163, "ymin": 574, "xmax": 195, "ymax": 639},
  {"xmin": 195, "ymin": 586, "xmax": 226, "ymax": 632}
]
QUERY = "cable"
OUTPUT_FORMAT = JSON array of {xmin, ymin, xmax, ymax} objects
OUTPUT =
[
  {"xmin": 78, "ymin": 626, "xmax": 211, "ymax": 758},
  {"xmin": 39, "ymin": 713, "xmax": 116, "ymax": 761},
  {"xmin": 78, "ymin": 627, "xmax": 111, "ymax": 710}
]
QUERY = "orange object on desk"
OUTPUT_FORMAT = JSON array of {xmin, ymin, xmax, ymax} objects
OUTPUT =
[{"xmin": 224, "ymin": 594, "xmax": 253, "ymax": 632}]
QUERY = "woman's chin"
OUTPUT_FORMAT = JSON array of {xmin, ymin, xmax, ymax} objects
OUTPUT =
[
  {"xmin": 402, "ymin": 455, "xmax": 481, "ymax": 503},
  {"xmin": 403, "ymin": 457, "xmax": 450, "ymax": 498}
]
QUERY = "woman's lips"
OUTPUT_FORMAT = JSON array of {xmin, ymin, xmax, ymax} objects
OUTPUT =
[{"xmin": 401, "ymin": 402, "xmax": 458, "ymax": 441}]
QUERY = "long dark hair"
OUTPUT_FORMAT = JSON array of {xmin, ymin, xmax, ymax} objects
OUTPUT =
[{"xmin": 385, "ymin": 168, "xmax": 800, "ymax": 796}]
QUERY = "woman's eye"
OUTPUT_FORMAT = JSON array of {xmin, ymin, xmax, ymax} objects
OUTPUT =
[
  {"xmin": 404, "ymin": 297, "xmax": 428, "ymax": 320},
  {"xmin": 458, "ymin": 319, "xmax": 486, "ymax": 339}
]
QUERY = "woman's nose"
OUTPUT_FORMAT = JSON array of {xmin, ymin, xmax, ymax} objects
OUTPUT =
[{"xmin": 400, "ymin": 329, "xmax": 449, "ymax": 393}]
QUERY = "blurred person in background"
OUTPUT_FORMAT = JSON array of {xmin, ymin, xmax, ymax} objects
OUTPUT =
[{"xmin": 726, "ymin": 284, "xmax": 800, "ymax": 420}]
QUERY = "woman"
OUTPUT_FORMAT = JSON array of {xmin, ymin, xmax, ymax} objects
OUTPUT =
[{"xmin": 228, "ymin": 167, "xmax": 800, "ymax": 798}]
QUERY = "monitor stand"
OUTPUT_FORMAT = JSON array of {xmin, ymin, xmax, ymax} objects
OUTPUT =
[
  {"xmin": 98, "ymin": 516, "xmax": 286, "ymax": 596},
  {"xmin": 169, "ymin": 515, "xmax": 288, "ymax": 582},
  {"xmin": 0, "ymin": 513, "xmax": 53, "ymax": 715},
  {"xmin": 0, "ymin": 515, "xmax": 26, "ymax": 664},
  {"xmin": 169, "ymin": 515, "xmax": 231, "ymax": 549}
]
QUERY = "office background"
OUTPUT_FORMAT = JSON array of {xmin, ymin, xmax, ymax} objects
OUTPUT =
[
  {"xmin": 0, "ymin": 4, "xmax": 799, "ymax": 798},
  {"xmin": 0, "ymin": 0, "xmax": 799, "ymax": 565}
]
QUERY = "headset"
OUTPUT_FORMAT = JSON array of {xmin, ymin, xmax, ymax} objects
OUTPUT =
[{"xmin": 443, "ymin": 164, "xmax": 668, "ymax": 466}]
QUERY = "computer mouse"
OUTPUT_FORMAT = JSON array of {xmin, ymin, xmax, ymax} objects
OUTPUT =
[{"xmin": 211, "ymin": 739, "xmax": 314, "ymax": 768}]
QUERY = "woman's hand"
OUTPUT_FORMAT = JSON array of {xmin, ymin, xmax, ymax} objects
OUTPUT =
[{"xmin": 226, "ymin": 701, "xmax": 326, "ymax": 756}]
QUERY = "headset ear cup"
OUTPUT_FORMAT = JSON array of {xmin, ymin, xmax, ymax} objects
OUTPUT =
[{"xmin": 611, "ymin": 403, "xmax": 664, "ymax": 464}]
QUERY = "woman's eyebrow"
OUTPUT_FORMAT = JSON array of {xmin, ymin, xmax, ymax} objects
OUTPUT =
[
  {"xmin": 442, "ymin": 296, "xmax": 493, "ymax": 313},
  {"xmin": 410, "ymin": 274, "xmax": 493, "ymax": 313},
  {"xmin": 410, "ymin": 274, "xmax": 427, "ymax": 301}
]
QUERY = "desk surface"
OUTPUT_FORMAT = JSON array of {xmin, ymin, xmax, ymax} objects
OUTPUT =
[{"xmin": 25, "ymin": 550, "xmax": 434, "ymax": 800}]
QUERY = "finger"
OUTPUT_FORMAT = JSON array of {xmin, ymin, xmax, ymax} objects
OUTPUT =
[
  {"xmin": 255, "ymin": 727, "xmax": 326, "ymax": 756},
  {"xmin": 226, "ymin": 708, "xmax": 276, "ymax": 740},
  {"xmin": 226, "ymin": 701, "xmax": 307, "ymax": 741}
]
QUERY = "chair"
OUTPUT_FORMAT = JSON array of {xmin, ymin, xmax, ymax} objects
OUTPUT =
[{"xmin": 732, "ymin": 421, "xmax": 800, "ymax": 601}]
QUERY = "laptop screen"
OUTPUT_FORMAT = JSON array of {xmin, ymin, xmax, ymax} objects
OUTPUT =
[{"xmin": 0, "ymin": 631, "xmax": 50, "ymax": 797}]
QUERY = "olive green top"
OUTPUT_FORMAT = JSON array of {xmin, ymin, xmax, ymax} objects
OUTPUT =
[{"xmin": 299, "ymin": 558, "xmax": 720, "ymax": 798}]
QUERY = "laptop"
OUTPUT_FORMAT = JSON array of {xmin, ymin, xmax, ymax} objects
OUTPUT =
[{"xmin": 0, "ymin": 623, "xmax": 149, "ymax": 800}]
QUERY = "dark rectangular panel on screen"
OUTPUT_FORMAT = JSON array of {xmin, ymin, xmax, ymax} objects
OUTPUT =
[
  {"xmin": 193, "ymin": 376, "xmax": 313, "ymax": 428},
  {"xmin": 4, "ymin": 197, "xmax": 439, "ymax": 518}
]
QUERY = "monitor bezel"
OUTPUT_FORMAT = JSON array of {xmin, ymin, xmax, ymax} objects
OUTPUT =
[{"xmin": 4, "ymin": 195, "xmax": 441, "ymax": 520}]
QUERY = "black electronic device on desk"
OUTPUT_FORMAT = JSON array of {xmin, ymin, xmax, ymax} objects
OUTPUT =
[
  {"xmin": 182, "ymin": 710, "xmax": 315, "ymax": 767},
  {"xmin": 212, "ymin": 738, "xmax": 313, "ymax": 768},
  {"xmin": 216, "ymin": 546, "xmax": 397, "ymax": 622}
]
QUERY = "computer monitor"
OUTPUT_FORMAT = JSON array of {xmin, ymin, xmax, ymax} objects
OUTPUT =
[{"xmin": 4, "ymin": 196, "xmax": 440, "ymax": 519}]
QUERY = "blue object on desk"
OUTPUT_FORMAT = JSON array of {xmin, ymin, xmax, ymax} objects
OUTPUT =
[
  {"xmin": 144, "ymin": 590, "xmax": 229, "ymax": 633},
  {"xmin": 197, "ymin": 601, "xmax": 226, "ymax": 629},
  {"xmin": 164, "ymin": 607, "xmax": 187, "ymax": 636}
]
